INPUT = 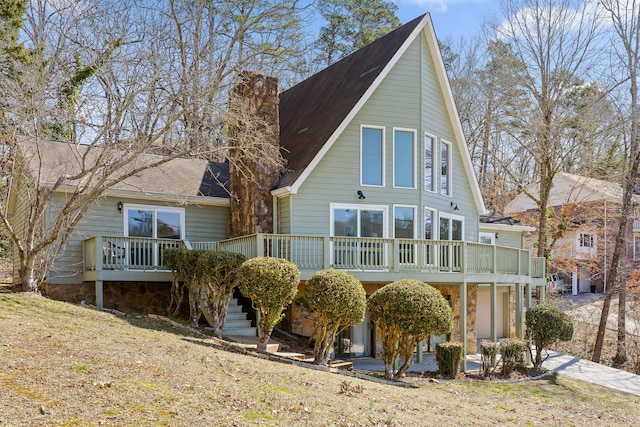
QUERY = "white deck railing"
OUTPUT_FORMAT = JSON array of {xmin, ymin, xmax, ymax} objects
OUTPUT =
[{"xmin": 83, "ymin": 233, "xmax": 545, "ymax": 279}]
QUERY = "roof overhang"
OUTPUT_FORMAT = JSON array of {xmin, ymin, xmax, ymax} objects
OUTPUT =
[{"xmin": 479, "ymin": 222, "xmax": 536, "ymax": 233}]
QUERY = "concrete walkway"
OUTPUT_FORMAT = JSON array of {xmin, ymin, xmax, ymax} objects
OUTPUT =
[{"xmin": 542, "ymin": 351, "xmax": 640, "ymax": 396}]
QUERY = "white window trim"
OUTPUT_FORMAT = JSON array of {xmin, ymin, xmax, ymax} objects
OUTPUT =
[
  {"xmin": 424, "ymin": 207, "xmax": 437, "ymax": 240},
  {"xmin": 576, "ymin": 230, "xmax": 596, "ymax": 254},
  {"xmin": 360, "ymin": 124, "xmax": 386, "ymax": 187},
  {"xmin": 424, "ymin": 132, "xmax": 437, "ymax": 193},
  {"xmin": 392, "ymin": 127, "xmax": 417, "ymax": 189},
  {"xmin": 479, "ymin": 232, "xmax": 496, "ymax": 245},
  {"xmin": 123, "ymin": 203, "xmax": 186, "ymax": 239},
  {"xmin": 440, "ymin": 139, "xmax": 453, "ymax": 197},
  {"xmin": 438, "ymin": 212, "xmax": 464, "ymax": 240},
  {"xmin": 330, "ymin": 203, "xmax": 389, "ymax": 238},
  {"xmin": 393, "ymin": 204, "xmax": 417, "ymax": 239}
]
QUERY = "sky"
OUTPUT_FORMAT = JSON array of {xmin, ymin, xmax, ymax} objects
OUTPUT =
[{"xmin": 393, "ymin": 0, "xmax": 499, "ymax": 41}]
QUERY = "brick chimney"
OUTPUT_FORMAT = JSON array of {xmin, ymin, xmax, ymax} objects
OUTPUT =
[{"xmin": 227, "ymin": 71, "xmax": 280, "ymax": 238}]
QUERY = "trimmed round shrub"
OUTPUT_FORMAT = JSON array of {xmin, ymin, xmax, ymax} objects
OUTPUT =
[
  {"xmin": 526, "ymin": 303, "xmax": 573, "ymax": 369},
  {"xmin": 368, "ymin": 279, "xmax": 453, "ymax": 380},
  {"xmin": 237, "ymin": 257, "xmax": 300, "ymax": 352},
  {"xmin": 305, "ymin": 269, "xmax": 366, "ymax": 365}
]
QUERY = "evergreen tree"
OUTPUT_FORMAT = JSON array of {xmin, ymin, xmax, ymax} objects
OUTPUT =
[{"xmin": 314, "ymin": 0, "xmax": 400, "ymax": 66}]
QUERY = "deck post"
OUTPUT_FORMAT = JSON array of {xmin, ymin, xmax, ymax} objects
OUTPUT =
[
  {"xmin": 460, "ymin": 282, "xmax": 467, "ymax": 371},
  {"xmin": 490, "ymin": 282, "xmax": 497, "ymax": 342},
  {"xmin": 95, "ymin": 280, "xmax": 103, "ymax": 308},
  {"xmin": 525, "ymin": 283, "xmax": 532, "ymax": 308},
  {"xmin": 256, "ymin": 234, "xmax": 265, "ymax": 257},
  {"xmin": 323, "ymin": 236, "xmax": 330, "ymax": 269},
  {"xmin": 539, "ymin": 284, "xmax": 546, "ymax": 304},
  {"xmin": 515, "ymin": 283, "xmax": 523, "ymax": 339}
]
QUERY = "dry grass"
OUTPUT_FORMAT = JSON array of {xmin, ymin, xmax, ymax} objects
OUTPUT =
[{"xmin": 1, "ymin": 291, "xmax": 640, "ymax": 426}]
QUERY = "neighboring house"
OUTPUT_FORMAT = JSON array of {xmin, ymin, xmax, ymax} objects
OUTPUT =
[
  {"xmin": 505, "ymin": 172, "xmax": 640, "ymax": 294},
  {"xmin": 7, "ymin": 14, "xmax": 546, "ymax": 359}
]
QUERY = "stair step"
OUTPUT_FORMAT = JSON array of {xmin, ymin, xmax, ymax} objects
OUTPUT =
[
  {"xmin": 224, "ymin": 319, "xmax": 252, "ymax": 328},
  {"xmin": 329, "ymin": 360, "xmax": 353, "ymax": 371},
  {"xmin": 222, "ymin": 327, "xmax": 257, "ymax": 337}
]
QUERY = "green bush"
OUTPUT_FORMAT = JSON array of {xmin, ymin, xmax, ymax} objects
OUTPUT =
[
  {"xmin": 436, "ymin": 341, "xmax": 463, "ymax": 378},
  {"xmin": 526, "ymin": 303, "xmax": 573, "ymax": 369},
  {"xmin": 237, "ymin": 257, "xmax": 300, "ymax": 352},
  {"xmin": 368, "ymin": 279, "xmax": 453, "ymax": 380},
  {"xmin": 163, "ymin": 248, "xmax": 246, "ymax": 336},
  {"xmin": 304, "ymin": 269, "xmax": 366, "ymax": 365},
  {"xmin": 480, "ymin": 340, "xmax": 500, "ymax": 376},
  {"xmin": 500, "ymin": 339, "xmax": 528, "ymax": 375}
]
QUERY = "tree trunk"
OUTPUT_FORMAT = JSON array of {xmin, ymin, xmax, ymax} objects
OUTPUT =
[{"xmin": 613, "ymin": 277, "xmax": 627, "ymax": 367}]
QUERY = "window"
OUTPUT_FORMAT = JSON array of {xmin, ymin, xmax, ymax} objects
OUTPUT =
[
  {"xmin": 125, "ymin": 205, "xmax": 185, "ymax": 239},
  {"xmin": 440, "ymin": 140, "xmax": 452, "ymax": 196},
  {"xmin": 395, "ymin": 206, "xmax": 416, "ymax": 264},
  {"xmin": 635, "ymin": 233, "xmax": 640, "ymax": 260},
  {"xmin": 123, "ymin": 204, "xmax": 185, "ymax": 269},
  {"xmin": 331, "ymin": 204, "xmax": 387, "ymax": 268},
  {"xmin": 361, "ymin": 126, "xmax": 384, "ymax": 186},
  {"xmin": 424, "ymin": 134, "xmax": 436, "ymax": 192},
  {"xmin": 439, "ymin": 213, "xmax": 464, "ymax": 271},
  {"xmin": 479, "ymin": 232, "xmax": 495, "ymax": 245},
  {"xmin": 578, "ymin": 232, "xmax": 594, "ymax": 248},
  {"xmin": 393, "ymin": 129, "xmax": 416, "ymax": 188},
  {"xmin": 424, "ymin": 207, "xmax": 437, "ymax": 265}
]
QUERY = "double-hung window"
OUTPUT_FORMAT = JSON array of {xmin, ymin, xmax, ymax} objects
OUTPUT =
[
  {"xmin": 393, "ymin": 129, "xmax": 416, "ymax": 188},
  {"xmin": 361, "ymin": 126, "xmax": 385, "ymax": 186},
  {"xmin": 440, "ymin": 140, "xmax": 452, "ymax": 196}
]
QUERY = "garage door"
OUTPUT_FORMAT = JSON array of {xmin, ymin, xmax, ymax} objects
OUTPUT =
[{"xmin": 477, "ymin": 288, "xmax": 505, "ymax": 339}]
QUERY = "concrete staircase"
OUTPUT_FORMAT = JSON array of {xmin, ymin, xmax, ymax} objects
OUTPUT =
[{"xmin": 221, "ymin": 298, "xmax": 256, "ymax": 337}]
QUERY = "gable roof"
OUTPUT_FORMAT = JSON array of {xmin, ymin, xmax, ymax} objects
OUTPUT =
[
  {"xmin": 504, "ymin": 172, "xmax": 640, "ymax": 213},
  {"xmin": 11, "ymin": 139, "xmax": 230, "ymax": 207},
  {"xmin": 277, "ymin": 13, "xmax": 486, "ymax": 214},
  {"xmin": 278, "ymin": 14, "xmax": 426, "ymax": 188},
  {"xmin": 479, "ymin": 210, "xmax": 535, "ymax": 232}
]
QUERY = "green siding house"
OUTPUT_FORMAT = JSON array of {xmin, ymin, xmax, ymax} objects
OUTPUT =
[{"xmin": 7, "ymin": 14, "xmax": 545, "ymax": 357}]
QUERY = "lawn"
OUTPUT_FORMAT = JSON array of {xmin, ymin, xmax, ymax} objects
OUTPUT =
[{"xmin": 1, "ymin": 291, "xmax": 639, "ymax": 426}]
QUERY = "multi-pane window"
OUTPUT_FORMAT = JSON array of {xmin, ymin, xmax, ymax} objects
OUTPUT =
[
  {"xmin": 424, "ymin": 134, "xmax": 436, "ymax": 192},
  {"xmin": 361, "ymin": 126, "xmax": 384, "ymax": 186},
  {"xmin": 125, "ymin": 205, "xmax": 184, "ymax": 239},
  {"xmin": 440, "ymin": 140, "xmax": 451, "ymax": 196},
  {"xmin": 578, "ymin": 232, "xmax": 595, "ymax": 249},
  {"xmin": 393, "ymin": 129, "xmax": 415, "ymax": 188}
]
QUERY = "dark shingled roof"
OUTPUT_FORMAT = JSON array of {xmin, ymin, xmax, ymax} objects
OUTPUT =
[
  {"xmin": 278, "ymin": 14, "xmax": 427, "ymax": 187},
  {"xmin": 479, "ymin": 211, "xmax": 522, "ymax": 226}
]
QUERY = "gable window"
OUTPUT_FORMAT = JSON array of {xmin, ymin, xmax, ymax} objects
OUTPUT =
[
  {"xmin": 440, "ymin": 140, "xmax": 452, "ymax": 196},
  {"xmin": 361, "ymin": 126, "xmax": 385, "ymax": 186},
  {"xmin": 393, "ymin": 129, "xmax": 416, "ymax": 188},
  {"xmin": 424, "ymin": 134, "xmax": 436, "ymax": 192}
]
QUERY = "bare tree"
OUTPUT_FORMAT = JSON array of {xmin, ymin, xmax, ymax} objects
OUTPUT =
[
  {"xmin": 593, "ymin": 0, "xmax": 640, "ymax": 366},
  {"xmin": 0, "ymin": 0, "xmax": 301, "ymax": 292},
  {"xmin": 491, "ymin": 0, "xmax": 603, "ymax": 263}
]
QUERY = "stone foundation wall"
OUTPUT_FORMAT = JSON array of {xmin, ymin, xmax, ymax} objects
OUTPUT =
[
  {"xmin": 46, "ymin": 282, "xmax": 189, "ymax": 317},
  {"xmin": 436, "ymin": 284, "xmax": 477, "ymax": 354}
]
